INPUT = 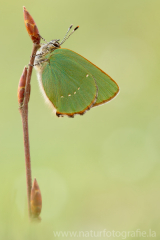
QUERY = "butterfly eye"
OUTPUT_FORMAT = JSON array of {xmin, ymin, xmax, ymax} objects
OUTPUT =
[
  {"xmin": 53, "ymin": 42, "xmax": 60, "ymax": 48},
  {"xmin": 48, "ymin": 42, "xmax": 60, "ymax": 49}
]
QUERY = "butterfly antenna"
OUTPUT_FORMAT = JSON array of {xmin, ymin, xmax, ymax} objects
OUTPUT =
[
  {"xmin": 39, "ymin": 34, "xmax": 48, "ymax": 43},
  {"xmin": 61, "ymin": 24, "xmax": 73, "ymax": 43},
  {"xmin": 60, "ymin": 25, "xmax": 79, "ymax": 45}
]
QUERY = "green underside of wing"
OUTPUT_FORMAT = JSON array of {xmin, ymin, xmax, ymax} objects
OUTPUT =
[
  {"xmin": 42, "ymin": 51, "xmax": 97, "ymax": 115},
  {"xmin": 54, "ymin": 48, "xmax": 119, "ymax": 106}
]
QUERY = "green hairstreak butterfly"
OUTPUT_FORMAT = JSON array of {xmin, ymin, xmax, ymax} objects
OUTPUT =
[{"xmin": 34, "ymin": 25, "xmax": 119, "ymax": 118}]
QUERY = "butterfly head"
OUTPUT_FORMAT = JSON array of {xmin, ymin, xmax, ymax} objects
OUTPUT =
[
  {"xmin": 34, "ymin": 25, "xmax": 79, "ymax": 67},
  {"xmin": 40, "ymin": 39, "xmax": 60, "ymax": 53},
  {"xmin": 48, "ymin": 39, "xmax": 60, "ymax": 48}
]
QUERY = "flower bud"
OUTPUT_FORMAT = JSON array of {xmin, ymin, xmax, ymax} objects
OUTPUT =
[
  {"xmin": 23, "ymin": 6, "xmax": 40, "ymax": 44},
  {"xmin": 17, "ymin": 67, "xmax": 28, "ymax": 106},
  {"xmin": 30, "ymin": 178, "xmax": 42, "ymax": 218}
]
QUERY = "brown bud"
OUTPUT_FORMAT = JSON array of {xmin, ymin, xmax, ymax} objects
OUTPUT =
[
  {"xmin": 30, "ymin": 178, "xmax": 42, "ymax": 218},
  {"xmin": 23, "ymin": 6, "xmax": 40, "ymax": 44},
  {"xmin": 17, "ymin": 67, "xmax": 28, "ymax": 106}
]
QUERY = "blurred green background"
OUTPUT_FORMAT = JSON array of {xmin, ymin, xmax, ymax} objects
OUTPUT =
[{"xmin": 0, "ymin": 0, "xmax": 160, "ymax": 239}]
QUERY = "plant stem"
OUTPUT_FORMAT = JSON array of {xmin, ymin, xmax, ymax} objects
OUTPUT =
[{"xmin": 19, "ymin": 43, "xmax": 40, "ymax": 218}]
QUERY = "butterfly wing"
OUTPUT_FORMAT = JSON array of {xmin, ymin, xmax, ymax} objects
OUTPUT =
[
  {"xmin": 40, "ymin": 49, "xmax": 98, "ymax": 117},
  {"xmin": 57, "ymin": 48, "xmax": 119, "ymax": 107}
]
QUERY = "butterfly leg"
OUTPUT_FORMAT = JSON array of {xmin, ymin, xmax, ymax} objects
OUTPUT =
[
  {"xmin": 38, "ymin": 34, "xmax": 48, "ymax": 43},
  {"xmin": 30, "ymin": 53, "xmax": 44, "ymax": 58},
  {"xmin": 29, "ymin": 58, "xmax": 49, "ymax": 67}
]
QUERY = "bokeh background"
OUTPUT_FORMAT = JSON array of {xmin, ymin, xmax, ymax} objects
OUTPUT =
[{"xmin": 1, "ymin": 0, "xmax": 160, "ymax": 239}]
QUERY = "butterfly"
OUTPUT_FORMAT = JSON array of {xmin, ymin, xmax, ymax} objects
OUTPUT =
[{"xmin": 34, "ymin": 25, "xmax": 119, "ymax": 118}]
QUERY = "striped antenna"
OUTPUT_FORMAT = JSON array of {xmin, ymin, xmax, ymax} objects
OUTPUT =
[
  {"xmin": 60, "ymin": 25, "xmax": 79, "ymax": 45},
  {"xmin": 39, "ymin": 34, "xmax": 48, "ymax": 43},
  {"xmin": 60, "ymin": 24, "xmax": 73, "ymax": 43}
]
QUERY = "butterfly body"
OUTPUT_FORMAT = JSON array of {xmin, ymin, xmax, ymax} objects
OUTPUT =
[{"xmin": 34, "ymin": 39, "xmax": 119, "ymax": 117}]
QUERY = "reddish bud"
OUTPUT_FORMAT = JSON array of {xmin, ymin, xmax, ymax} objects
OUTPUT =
[
  {"xmin": 30, "ymin": 178, "xmax": 42, "ymax": 218},
  {"xmin": 23, "ymin": 6, "xmax": 40, "ymax": 44},
  {"xmin": 17, "ymin": 67, "xmax": 28, "ymax": 106}
]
